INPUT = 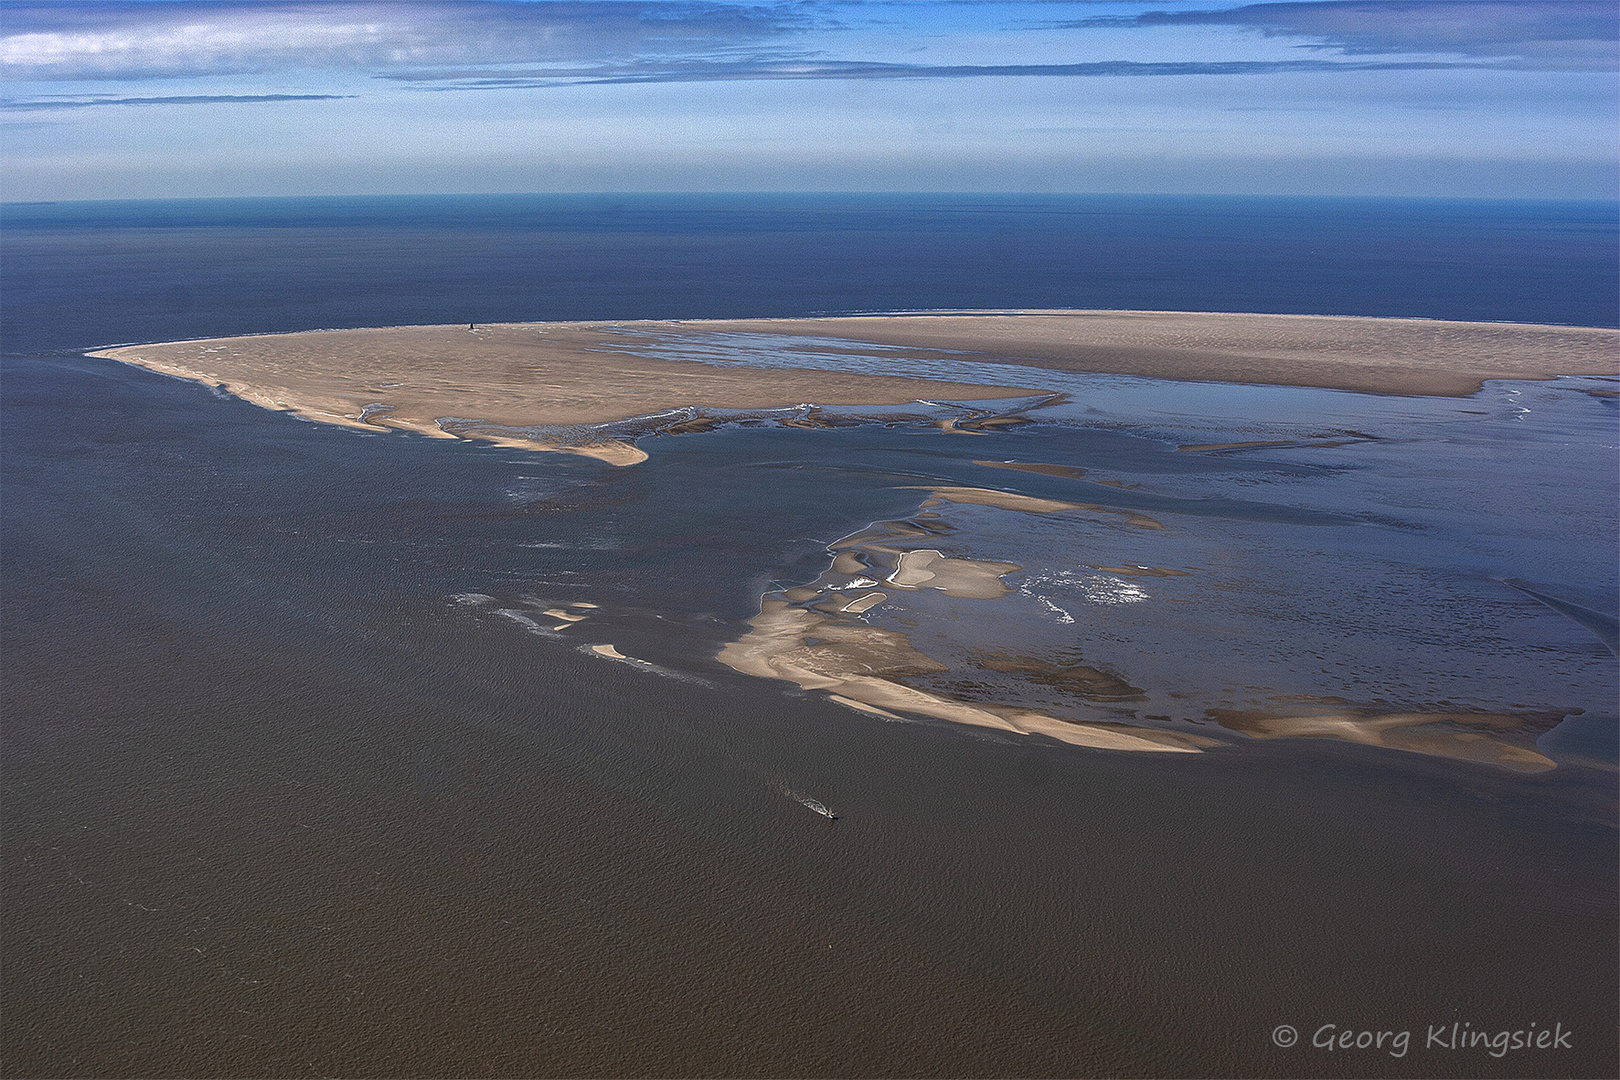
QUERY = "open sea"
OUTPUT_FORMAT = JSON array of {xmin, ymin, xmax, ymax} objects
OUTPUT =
[{"xmin": 3, "ymin": 194, "xmax": 1617, "ymax": 1078}]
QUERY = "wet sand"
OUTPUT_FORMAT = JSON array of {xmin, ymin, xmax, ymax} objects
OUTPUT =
[
  {"xmin": 912, "ymin": 485, "xmax": 1165, "ymax": 529},
  {"xmin": 1211, "ymin": 708, "xmax": 1561, "ymax": 773},
  {"xmin": 718, "ymin": 498, "xmax": 1219, "ymax": 754},
  {"xmin": 680, "ymin": 311, "xmax": 1620, "ymax": 396},
  {"xmin": 717, "ymin": 473, "xmax": 1592, "ymax": 771},
  {"xmin": 974, "ymin": 459, "xmax": 1090, "ymax": 480},
  {"xmin": 717, "ymin": 598, "xmax": 1215, "ymax": 753}
]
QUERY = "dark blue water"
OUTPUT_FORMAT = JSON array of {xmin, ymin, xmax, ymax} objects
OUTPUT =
[{"xmin": 4, "ymin": 194, "xmax": 1615, "ymax": 357}]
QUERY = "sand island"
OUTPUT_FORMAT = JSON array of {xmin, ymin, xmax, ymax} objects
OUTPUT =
[{"xmin": 92, "ymin": 311, "xmax": 1618, "ymax": 465}]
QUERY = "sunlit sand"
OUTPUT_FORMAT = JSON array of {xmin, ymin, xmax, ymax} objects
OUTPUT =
[
  {"xmin": 92, "ymin": 312, "xmax": 1618, "ymax": 469},
  {"xmin": 93, "ymin": 321, "xmax": 1038, "ymax": 465},
  {"xmin": 717, "ymin": 598, "xmax": 1214, "ymax": 752},
  {"xmin": 885, "ymin": 549, "xmax": 1020, "ymax": 599}
]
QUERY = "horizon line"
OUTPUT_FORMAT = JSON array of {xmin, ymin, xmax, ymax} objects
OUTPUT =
[{"xmin": 6, "ymin": 190, "xmax": 1618, "ymax": 209}]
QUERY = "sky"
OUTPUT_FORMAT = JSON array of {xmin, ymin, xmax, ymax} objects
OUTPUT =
[{"xmin": 1, "ymin": 0, "xmax": 1616, "ymax": 200}]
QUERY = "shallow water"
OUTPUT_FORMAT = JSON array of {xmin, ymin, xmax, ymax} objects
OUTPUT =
[{"xmin": 525, "ymin": 341, "xmax": 1619, "ymax": 763}]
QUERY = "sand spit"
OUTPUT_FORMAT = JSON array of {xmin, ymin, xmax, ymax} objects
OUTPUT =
[
  {"xmin": 975, "ymin": 458, "xmax": 1148, "ymax": 493},
  {"xmin": 728, "ymin": 482, "xmax": 1583, "ymax": 768},
  {"xmin": 1177, "ymin": 439, "xmax": 1298, "ymax": 453},
  {"xmin": 684, "ymin": 311, "xmax": 1620, "ymax": 397},
  {"xmin": 1211, "ymin": 708, "xmax": 1563, "ymax": 772},
  {"xmin": 841, "ymin": 591, "xmax": 887, "ymax": 614},
  {"xmin": 467, "ymin": 432, "xmax": 649, "ymax": 466},
  {"xmin": 909, "ymin": 486, "xmax": 1164, "ymax": 529},
  {"xmin": 908, "ymin": 486, "xmax": 1085, "ymax": 515},
  {"xmin": 545, "ymin": 607, "xmax": 590, "ymax": 630},
  {"xmin": 827, "ymin": 694, "xmax": 906, "ymax": 720},
  {"xmin": 974, "ymin": 459, "xmax": 1089, "ymax": 480},
  {"xmin": 721, "ymin": 482, "xmax": 1583, "ymax": 769},
  {"xmin": 718, "ymin": 599, "xmax": 1213, "ymax": 753},
  {"xmin": 92, "ymin": 322, "xmax": 1035, "ymax": 466}
]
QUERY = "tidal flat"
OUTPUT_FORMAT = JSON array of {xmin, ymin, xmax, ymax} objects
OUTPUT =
[{"xmin": 93, "ymin": 314, "xmax": 1619, "ymax": 774}]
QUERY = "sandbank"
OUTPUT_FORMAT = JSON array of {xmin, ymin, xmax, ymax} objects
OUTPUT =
[
  {"xmin": 886, "ymin": 549, "xmax": 1021, "ymax": 599},
  {"xmin": 92, "ymin": 322, "xmax": 1037, "ymax": 465},
  {"xmin": 974, "ymin": 459, "xmax": 1089, "ymax": 480},
  {"xmin": 90, "ymin": 312, "xmax": 1618, "ymax": 469},
  {"xmin": 677, "ymin": 311, "xmax": 1620, "ymax": 397},
  {"xmin": 720, "ymin": 496, "xmax": 1217, "ymax": 752},
  {"xmin": 717, "ymin": 599, "xmax": 1213, "ymax": 753},
  {"xmin": 908, "ymin": 486, "xmax": 1164, "ymax": 529},
  {"xmin": 1211, "ymin": 708, "xmax": 1560, "ymax": 772}
]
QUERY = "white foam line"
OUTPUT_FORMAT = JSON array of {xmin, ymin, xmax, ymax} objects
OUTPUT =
[
  {"xmin": 495, "ymin": 609, "xmax": 562, "ymax": 638},
  {"xmin": 1023, "ymin": 590, "xmax": 1076, "ymax": 624}
]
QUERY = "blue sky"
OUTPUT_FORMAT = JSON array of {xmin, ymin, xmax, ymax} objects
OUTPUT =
[{"xmin": 2, "ymin": 1, "xmax": 1615, "ymax": 200}]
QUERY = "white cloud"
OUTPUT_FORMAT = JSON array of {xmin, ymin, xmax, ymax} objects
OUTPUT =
[{"xmin": 0, "ymin": 2, "xmax": 805, "ymax": 80}]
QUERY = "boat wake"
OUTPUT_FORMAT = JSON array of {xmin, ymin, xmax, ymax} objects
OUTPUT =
[{"xmin": 780, "ymin": 786, "xmax": 838, "ymax": 820}]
